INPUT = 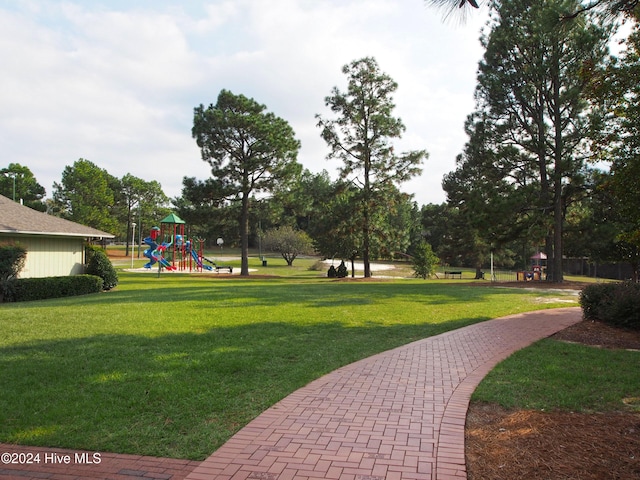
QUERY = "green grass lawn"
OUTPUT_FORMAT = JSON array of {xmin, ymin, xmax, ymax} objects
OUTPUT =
[
  {"xmin": 472, "ymin": 338, "xmax": 640, "ymax": 412},
  {"xmin": 0, "ymin": 268, "xmax": 579, "ymax": 460}
]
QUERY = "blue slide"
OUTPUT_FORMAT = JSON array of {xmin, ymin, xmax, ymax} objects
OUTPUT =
[
  {"xmin": 191, "ymin": 249, "xmax": 213, "ymax": 270},
  {"xmin": 143, "ymin": 236, "xmax": 176, "ymax": 270}
]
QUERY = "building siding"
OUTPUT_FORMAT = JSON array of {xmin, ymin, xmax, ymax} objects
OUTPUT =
[{"xmin": 0, "ymin": 234, "xmax": 85, "ymax": 278}]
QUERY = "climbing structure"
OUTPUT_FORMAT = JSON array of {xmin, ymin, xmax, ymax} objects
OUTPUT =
[
  {"xmin": 141, "ymin": 213, "xmax": 215, "ymax": 272},
  {"xmin": 160, "ymin": 213, "xmax": 186, "ymax": 270}
]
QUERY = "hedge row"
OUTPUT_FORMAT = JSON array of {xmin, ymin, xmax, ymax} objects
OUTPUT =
[
  {"xmin": 4, "ymin": 275, "xmax": 104, "ymax": 303},
  {"xmin": 579, "ymin": 282, "xmax": 640, "ymax": 329}
]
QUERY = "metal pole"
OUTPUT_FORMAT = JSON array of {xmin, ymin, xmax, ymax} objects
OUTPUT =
[
  {"xmin": 2, "ymin": 172, "xmax": 16, "ymax": 201},
  {"xmin": 137, "ymin": 206, "xmax": 142, "ymax": 258},
  {"xmin": 131, "ymin": 222, "xmax": 136, "ymax": 268},
  {"xmin": 491, "ymin": 250, "xmax": 494, "ymax": 282}
]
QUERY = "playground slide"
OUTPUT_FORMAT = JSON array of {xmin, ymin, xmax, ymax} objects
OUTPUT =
[
  {"xmin": 142, "ymin": 236, "xmax": 176, "ymax": 270},
  {"xmin": 144, "ymin": 251, "xmax": 176, "ymax": 270},
  {"xmin": 190, "ymin": 249, "xmax": 213, "ymax": 271},
  {"xmin": 158, "ymin": 256, "xmax": 176, "ymax": 270},
  {"xmin": 143, "ymin": 245, "xmax": 157, "ymax": 269}
]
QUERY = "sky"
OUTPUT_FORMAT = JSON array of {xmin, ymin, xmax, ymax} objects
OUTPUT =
[{"xmin": 0, "ymin": 0, "xmax": 490, "ymax": 207}]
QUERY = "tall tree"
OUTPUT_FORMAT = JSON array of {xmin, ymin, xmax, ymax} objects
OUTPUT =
[
  {"xmin": 0, "ymin": 163, "xmax": 46, "ymax": 211},
  {"xmin": 590, "ymin": 19, "xmax": 640, "ymax": 278},
  {"xmin": 443, "ymin": 111, "xmax": 544, "ymax": 276},
  {"xmin": 192, "ymin": 90, "xmax": 301, "ymax": 275},
  {"xmin": 446, "ymin": 0, "xmax": 610, "ymax": 282},
  {"xmin": 52, "ymin": 159, "xmax": 118, "ymax": 233},
  {"xmin": 316, "ymin": 57, "xmax": 427, "ymax": 277}
]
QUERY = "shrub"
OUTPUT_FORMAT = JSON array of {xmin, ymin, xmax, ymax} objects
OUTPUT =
[
  {"xmin": 327, "ymin": 265, "xmax": 337, "ymax": 278},
  {"xmin": 580, "ymin": 283, "xmax": 616, "ymax": 320},
  {"xmin": 412, "ymin": 241, "xmax": 439, "ymax": 279},
  {"xmin": 580, "ymin": 282, "xmax": 640, "ymax": 329},
  {"xmin": 7, "ymin": 275, "xmax": 104, "ymax": 302},
  {"xmin": 336, "ymin": 260, "xmax": 348, "ymax": 278},
  {"xmin": 0, "ymin": 243, "xmax": 27, "ymax": 302},
  {"xmin": 86, "ymin": 245, "xmax": 118, "ymax": 290}
]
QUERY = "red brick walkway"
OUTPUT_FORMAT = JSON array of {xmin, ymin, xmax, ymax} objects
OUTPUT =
[
  {"xmin": 1, "ymin": 307, "xmax": 582, "ymax": 480},
  {"xmin": 186, "ymin": 307, "xmax": 581, "ymax": 480}
]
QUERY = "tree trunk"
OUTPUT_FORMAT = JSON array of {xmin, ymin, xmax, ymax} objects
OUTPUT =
[
  {"xmin": 632, "ymin": 260, "xmax": 639, "ymax": 283},
  {"xmin": 551, "ymin": 44, "xmax": 564, "ymax": 284},
  {"xmin": 363, "ymin": 129, "xmax": 372, "ymax": 278},
  {"xmin": 545, "ymin": 234, "xmax": 554, "ymax": 282},
  {"xmin": 474, "ymin": 266, "xmax": 484, "ymax": 280},
  {"xmin": 240, "ymin": 192, "xmax": 250, "ymax": 276},
  {"xmin": 125, "ymin": 218, "xmax": 131, "ymax": 258},
  {"xmin": 552, "ymin": 175, "xmax": 564, "ymax": 283},
  {"xmin": 362, "ymin": 224, "xmax": 371, "ymax": 277}
]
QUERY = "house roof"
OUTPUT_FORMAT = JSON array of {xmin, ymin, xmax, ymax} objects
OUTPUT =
[{"xmin": 0, "ymin": 194, "xmax": 115, "ymax": 239}]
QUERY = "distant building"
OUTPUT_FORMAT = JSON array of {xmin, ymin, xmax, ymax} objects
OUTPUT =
[{"xmin": 0, "ymin": 194, "xmax": 114, "ymax": 278}]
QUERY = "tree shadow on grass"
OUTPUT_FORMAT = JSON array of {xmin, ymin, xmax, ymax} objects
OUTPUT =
[
  {"xmin": 0, "ymin": 316, "xmax": 487, "ymax": 460},
  {"xmin": 4, "ymin": 279, "xmax": 540, "ymax": 309}
]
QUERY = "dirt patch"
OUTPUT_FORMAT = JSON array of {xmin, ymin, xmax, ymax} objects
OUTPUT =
[
  {"xmin": 466, "ymin": 320, "xmax": 640, "ymax": 479},
  {"xmin": 495, "ymin": 281, "xmax": 591, "ymax": 290},
  {"xmin": 106, "ymin": 249, "xmax": 127, "ymax": 258}
]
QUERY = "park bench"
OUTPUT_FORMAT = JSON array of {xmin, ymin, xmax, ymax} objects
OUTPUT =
[
  {"xmin": 444, "ymin": 271, "xmax": 462, "ymax": 279},
  {"xmin": 215, "ymin": 265, "xmax": 233, "ymax": 273}
]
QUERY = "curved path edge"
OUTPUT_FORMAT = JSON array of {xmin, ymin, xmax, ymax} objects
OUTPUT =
[{"xmin": 186, "ymin": 307, "xmax": 583, "ymax": 480}]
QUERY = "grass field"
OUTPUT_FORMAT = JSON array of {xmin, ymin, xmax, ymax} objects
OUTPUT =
[
  {"xmin": 473, "ymin": 338, "xmax": 640, "ymax": 412},
  {"xmin": 0, "ymin": 259, "xmax": 583, "ymax": 460}
]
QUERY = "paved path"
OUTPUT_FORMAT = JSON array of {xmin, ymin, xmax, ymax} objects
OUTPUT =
[
  {"xmin": 186, "ymin": 307, "xmax": 582, "ymax": 480},
  {"xmin": 0, "ymin": 307, "xmax": 582, "ymax": 480}
]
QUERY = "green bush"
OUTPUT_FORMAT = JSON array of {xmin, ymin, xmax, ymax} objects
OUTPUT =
[
  {"xmin": 580, "ymin": 282, "xmax": 640, "ymax": 329},
  {"xmin": 412, "ymin": 241, "xmax": 439, "ymax": 279},
  {"xmin": 86, "ymin": 245, "xmax": 118, "ymax": 290},
  {"xmin": 0, "ymin": 243, "xmax": 27, "ymax": 303},
  {"xmin": 6, "ymin": 275, "xmax": 104, "ymax": 302},
  {"xmin": 336, "ymin": 260, "xmax": 348, "ymax": 278}
]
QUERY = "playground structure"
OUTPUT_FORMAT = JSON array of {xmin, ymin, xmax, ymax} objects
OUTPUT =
[
  {"xmin": 516, "ymin": 252, "xmax": 547, "ymax": 281},
  {"xmin": 142, "ymin": 213, "xmax": 227, "ymax": 272}
]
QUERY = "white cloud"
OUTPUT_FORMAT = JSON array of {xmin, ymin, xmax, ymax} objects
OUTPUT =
[{"xmin": 0, "ymin": 0, "xmax": 489, "ymax": 206}]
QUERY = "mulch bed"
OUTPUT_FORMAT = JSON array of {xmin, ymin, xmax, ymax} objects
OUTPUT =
[
  {"xmin": 466, "ymin": 319, "xmax": 640, "ymax": 479},
  {"xmin": 553, "ymin": 319, "xmax": 640, "ymax": 350},
  {"xmin": 466, "ymin": 404, "xmax": 640, "ymax": 479}
]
